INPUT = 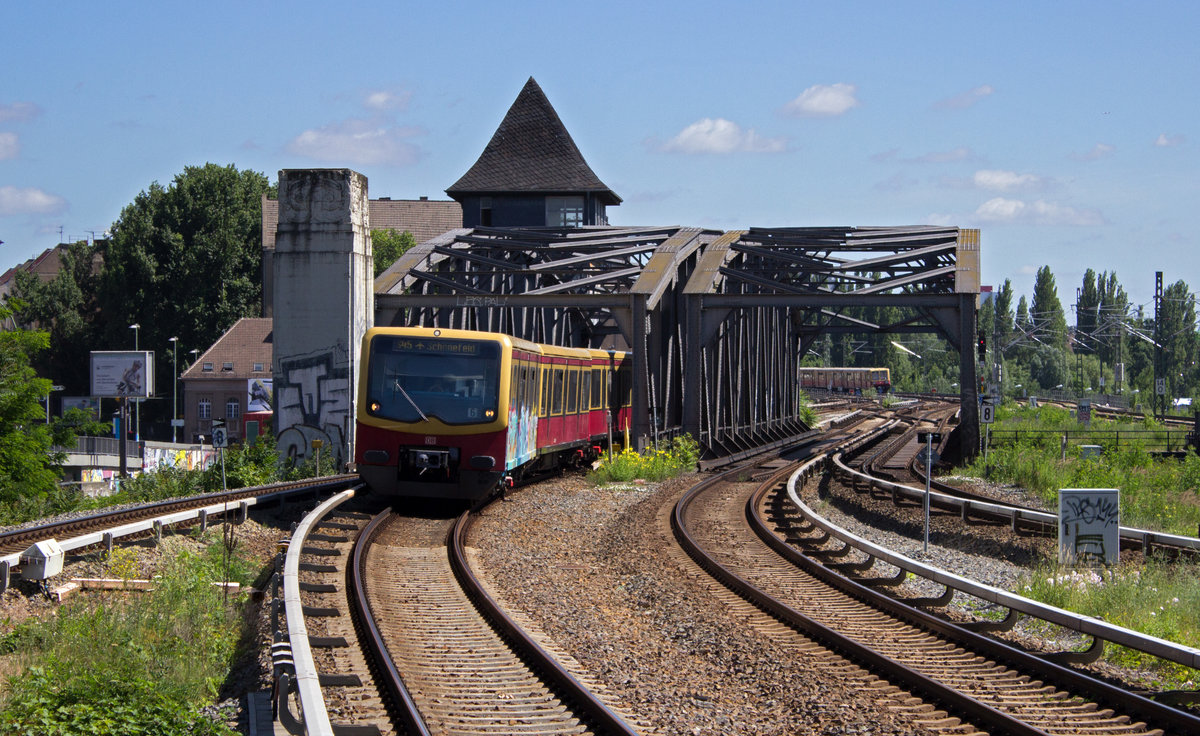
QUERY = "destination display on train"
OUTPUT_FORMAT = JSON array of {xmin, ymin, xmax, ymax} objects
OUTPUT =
[{"xmin": 382, "ymin": 337, "xmax": 483, "ymax": 355}]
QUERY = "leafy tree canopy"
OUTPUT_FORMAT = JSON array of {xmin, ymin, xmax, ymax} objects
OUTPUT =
[
  {"xmin": 0, "ymin": 304, "xmax": 73, "ymax": 513},
  {"xmin": 371, "ymin": 229, "xmax": 417, "ymax": 277},
  {"xmin": 98, "ymin": 163, "xmax": 274, "ymax": 421}
]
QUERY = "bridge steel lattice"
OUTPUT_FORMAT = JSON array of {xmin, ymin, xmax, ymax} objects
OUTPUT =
[
  {"xmin": 374, "ymin": 226, "xmax": 717, "ymax": 448},
  {"xmin": 682, "ymin": 226, "xmax": 981, "ymax": 461},
  {"xmin": 373, "ymin": 224, "xmax": 982, "ymax": 461}
]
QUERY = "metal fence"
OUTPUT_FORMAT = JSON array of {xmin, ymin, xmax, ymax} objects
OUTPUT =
[{"xmin": 988, "ymin": 428, "xmax": 1194, "ymax": 454}]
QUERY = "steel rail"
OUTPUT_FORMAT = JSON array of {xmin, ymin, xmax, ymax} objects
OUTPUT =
[
  {"xmin": 670, "ymin": 461, "xmax": 1051, "ymax": 736},
  {"xmin": 350, "ymin": 510, "xmax": 431, "ymax": 736},
  {"xmin": 449, "ymin": 506, "xmax": 641, "ymax": 736},
  {"xmin": 778, "ymin": 456, "xmax": 1200, "ymax": 731},
  {"xmin": 838, "ymin": 447, "xmax": 1200, "ymax": 554},
  {"xmin": 0, "ymin": 475, "xmax": 359, "ymax": 573},
  {"xmin": 278, "ymin": 486, "xmax": 361, "ymax": 736}
]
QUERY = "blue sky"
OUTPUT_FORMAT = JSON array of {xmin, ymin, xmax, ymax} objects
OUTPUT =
[{"xmin": 2, "ymin": 1, "xmax": 1195, "ymax": 311}]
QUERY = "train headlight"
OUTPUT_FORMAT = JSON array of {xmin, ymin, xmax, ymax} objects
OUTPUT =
[
  {"xmin": 485, "ymin": 410, "xmax": 495, "ymax": 418},
  {"xmin": 369, "ymin": 401, "xmax": 381, "ymax": 413}
]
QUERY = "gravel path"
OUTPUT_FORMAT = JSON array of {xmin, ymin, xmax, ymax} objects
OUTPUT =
[{"xmin": 471, "ymin": 476, "xmax": 940, "ymax": 736}]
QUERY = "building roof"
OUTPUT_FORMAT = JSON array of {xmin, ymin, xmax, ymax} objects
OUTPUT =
[
  {"xmin": 181, "ymin": 317, "xmax": 273, "ymax": 380},
  {"xmin": 445, "ymin": 77, "xmax": 621, "ymax": 205},
  {"xmin": 261, "ymin": 195, "xmax": 462, "ymax": 251}
]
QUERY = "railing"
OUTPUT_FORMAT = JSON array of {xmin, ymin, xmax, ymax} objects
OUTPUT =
[
  {"xmin": 988, "ymin": 429, "xmax": 1194, "ymax": 454},
  {"xmin": 55, "ymin": 436, "xmax": 143, "ymax": 459}
]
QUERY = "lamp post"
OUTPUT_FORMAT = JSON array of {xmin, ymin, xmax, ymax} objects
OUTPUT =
[
  {"xmin": 188, "ymin": 349, "xmax": 199, "ymax": 442},
  {"xmin": 129, "ymin": 323, "xmax": 141, "ymax": 441},
  {"xmin": 169, "ymin": 336, "xmax": 179, "ymax": 443}
]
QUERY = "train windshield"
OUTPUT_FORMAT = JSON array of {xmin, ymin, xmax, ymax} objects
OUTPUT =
[{"xmin": 366, "ymin": 335, "xmax": 502, "ymax": 425}]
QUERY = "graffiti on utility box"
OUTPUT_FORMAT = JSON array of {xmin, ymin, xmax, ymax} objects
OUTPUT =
[{"xmin": 1058, "ymin": 488, "xmax": 1120, "ymax": 565}]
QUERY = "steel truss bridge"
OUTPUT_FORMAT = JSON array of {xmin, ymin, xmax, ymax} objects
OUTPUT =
[{"xmin": 375, "ymin": 225, "xmax": 981, "ymax": 461}]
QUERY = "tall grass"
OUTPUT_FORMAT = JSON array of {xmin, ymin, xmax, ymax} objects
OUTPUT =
[
  {"xmin": 963, "ymin": 404, "xmax": 1200, "ymax": 535},
  {"xmin": 1018, "ymin": 559, "xmax": 1200, "ymax": 688},
  {"xmin": 0, "ymin": 547, "xmax": 249, "ymax": 735}
]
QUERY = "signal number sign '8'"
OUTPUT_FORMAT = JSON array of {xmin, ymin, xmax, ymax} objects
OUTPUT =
[{"xmin": 980, "ymin": 404, "xmax": 995, "ymax": 424}]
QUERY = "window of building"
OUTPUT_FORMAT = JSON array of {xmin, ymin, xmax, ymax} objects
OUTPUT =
[
  {"xmin": 198, "ymin": 398, "xmax": 211, "ymax": 419},
  {"xmin": 226, "ymin": 398, "xmax": 241, "ymax": 420},
  {"xmin": 202, "ymin": 362, "xmax": 213, "ymax": 372},
  {"xmin": 480, "ymin": 196, "xmax": 493, "ymax": 227},
  {"xmin": 253, "ymin": 362, "xmax": 265, "ymax": 372},
  {"xmin": 222, "ymin": 362, "xmax": 234, "ymax": 372},
  {"xmin": 546, "ymin": 196, "xmax": 585, "ymax": 227}
]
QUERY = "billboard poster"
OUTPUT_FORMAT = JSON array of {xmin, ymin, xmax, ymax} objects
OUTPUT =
[
  {"xmin": 61, "ymin": 396, "xmax": 100, "ymax": 417},
  {"xmin": 90, "ymin": 351, "xmax": 154, "ymax": 398},
  {"xmin": 247, "ymin": 378, "xmax": 273, "ymax": 412}
]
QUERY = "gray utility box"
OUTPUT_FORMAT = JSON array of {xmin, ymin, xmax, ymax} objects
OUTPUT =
[{"xmin": 20, "ymin": 539, "xmax": 65, "ymax": 580}]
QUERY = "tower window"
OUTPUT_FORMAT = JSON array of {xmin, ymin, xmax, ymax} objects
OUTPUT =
[{"xmin": 546, "ymin": 196, "xmax": 584, "ymax": 227}]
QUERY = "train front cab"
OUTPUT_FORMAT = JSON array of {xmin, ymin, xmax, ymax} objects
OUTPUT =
[{"xmin": 356, "ymin": 327, "xmax": 517, "ymax": 499}]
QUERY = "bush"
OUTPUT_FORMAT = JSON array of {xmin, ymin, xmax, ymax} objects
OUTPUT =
[
  {"xmin": 589, "ymin": 435, "xmax": 700, "ymax": 485},
  {"xmin": 0, "ymin": 549, "xmax": 248, "ymax": 734}
]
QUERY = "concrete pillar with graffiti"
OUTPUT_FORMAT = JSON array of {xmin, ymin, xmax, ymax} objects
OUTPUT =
[{"xmin": 272, "ymin": 169, "xmax": 374, "ymax": 469}]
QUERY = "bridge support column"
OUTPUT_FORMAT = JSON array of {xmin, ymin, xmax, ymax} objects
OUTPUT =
[
  {"xmin": 958, "ymin": 292, "xmax": 980, "ymax": 460},
  {"xmin": 272, "ymin": 169, "xmax": 374, "ymax": 472}
]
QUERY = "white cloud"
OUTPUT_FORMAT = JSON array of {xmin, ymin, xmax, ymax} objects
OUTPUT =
[
  {"xmin": 286, "ymin": 118, "xmax": 423, "ymax": 166},
  {"xmin": 363, "ymin": 90, "xmax": 411, "ymax": 111},
  {"xmin": 1070, "ymin": 143, "xmax": 1114, "ymax": 161},
  {"xmin": 0, "ymin": 185, "xmax": 67, "ymax": 216},
  {"xmin": 0, "ymin": 102, "xmax": 40, "ymax": 123},
  {"xmin": 973, "ymin": 197, "xmax": 1104, "ymax": 226},
  {"xmin": 923, "ymin": 213, "xmax": 957, "ymax": 226},
  {"xmin": 1155, "ymin": 133, "xmax": 1184, "ymax": 147},
  {"xmin": 933, "ymin": 85, "xmax": 995, "ymax": 110},
  {"xmin": 972, "ymin": 169, "xmax": 1044, "ymax": 192},
  {"xmin": 660, "ymin": 118, "xmax": 786, "ymax": 154},
  {"xmin": 0, "ymin": 132, "xmax": 17, "ymax": 160},
  {"xmin": 782, "ymin": 83, "xmax": 859, "ymax": 118}
]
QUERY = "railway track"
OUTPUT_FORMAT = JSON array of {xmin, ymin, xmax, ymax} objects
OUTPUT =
[
  {"xmin": 672, "ymin": 453, "xmax": 1200, "ymax": 734},
  {"xmin": 0, "ymin": 474, "xmax": 357, "ymax": 557},
  {"xmin": 283, "ymin": 493, "xmax": 641, "ymax": 735}
]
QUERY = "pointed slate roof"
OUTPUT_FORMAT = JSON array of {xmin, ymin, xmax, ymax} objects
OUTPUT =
[{"xmin": 446, "ymin": 78, "xmax": 621, "ymax": 204}]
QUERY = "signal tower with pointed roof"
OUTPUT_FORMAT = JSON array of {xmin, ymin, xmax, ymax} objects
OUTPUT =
[{"xmin": 446, "ymin": 77, "xmax": 621, "ymax": 228}]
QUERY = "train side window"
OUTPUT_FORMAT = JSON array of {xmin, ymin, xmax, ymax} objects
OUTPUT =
[
  {"xmin": 540, "ymin": 366, "xmax": 551, "ymax": 418},
  {"xmin": 580, "ymin": 369, "xmax": 590, "ymax": 413},
  {"xmin": 551, "ymin": 367, "xmax": 565, "ymax": 415},
  {"xmin": 590, "ymin": 369, "xmax": 602, "ymax": 409},
  {"xmin": 566, "ymin": 368, "xmax": 579, "ymax": 414}
]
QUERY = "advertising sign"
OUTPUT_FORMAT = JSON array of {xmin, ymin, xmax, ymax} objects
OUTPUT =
[
  {"xmin": 90, "ymin": 351, "xmax": 154, "ymax": 398},
  {"xmin": 1058, "ymin": 488, "xmax": 1120, "ymax": 565},
  {"xmin": 61, "ymin": 396, "xmax": 100, "ymax": 417},
  {"xmin": 247, "ymin": 378, "xmax": 273, "ymax": 412}
]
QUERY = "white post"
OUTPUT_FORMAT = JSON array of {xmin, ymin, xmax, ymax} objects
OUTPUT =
[{"xmin": 923, "ymin": 433, "xmax": 932, "ymax": 553}]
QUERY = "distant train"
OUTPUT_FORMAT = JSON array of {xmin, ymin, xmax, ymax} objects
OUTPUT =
[
  {"xmin": 355, "ymin": 326, "xmax": 632, "ymax": 499},
  {"xmin": 799, "ymin": 366, "xmax": 891, "ymax": 395}
]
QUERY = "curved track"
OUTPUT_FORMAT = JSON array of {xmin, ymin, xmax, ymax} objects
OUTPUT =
[
  {"xmin": 672, "ymin": 458, "xmax": 1200, "ymax": 735},
  {"xmin": 345, "ymin": 504, "xmax": 639, "ymax": 736}
]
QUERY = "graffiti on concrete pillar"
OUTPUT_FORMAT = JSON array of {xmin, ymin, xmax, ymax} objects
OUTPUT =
[{"xmin": 275, "ymin": 345, "xmax": 350, "ymax": 468}]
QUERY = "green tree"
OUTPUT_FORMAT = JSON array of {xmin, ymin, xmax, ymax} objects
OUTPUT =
[
  {"xmin": 371, "ymin": 229, "xmax": 417, "ymax": 277},
  {"xmin": 9, "ymin": 239, "xmax": 102, "ymax": 397},
  {"xmin": 98, "ymin": 164, "xmax": 274, "ymax": 432},
  {"xmin": 0, "ymin": 305, "xmax": 72, "ymax": 513},
  {"xmin": 1158, "ymin": 280, "xmax": 1197, "ymax": 402},
  {"xmin": 1031, "ymin": 265, "xmax": 1068, "ymax": 350}
]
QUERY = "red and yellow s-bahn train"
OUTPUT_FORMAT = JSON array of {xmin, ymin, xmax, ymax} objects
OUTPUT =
[
  {"xmin": 798, "ymin": 366, "xmax": 892, "ymax": 394},
  {"xmin": 355, "ymin": 326, "xmax": 632, "ymax": 499}
]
